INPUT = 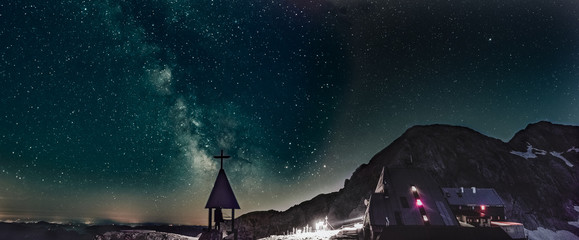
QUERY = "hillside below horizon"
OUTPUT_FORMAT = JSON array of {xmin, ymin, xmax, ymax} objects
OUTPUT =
[{"xmin": 237, "ymin": 121, "xmax": 579, "ymax": 239}]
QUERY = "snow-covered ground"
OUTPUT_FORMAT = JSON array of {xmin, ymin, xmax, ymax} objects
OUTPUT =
[
  {"xmin": 260, "ymin": 224, "xmax": 579, "ymax": 240},
  {"xmin": 525, "ymin": 227, "xmax": 578, "ymax": 240},
  {"xmin": 569, "ymin": 206, "xmax": 579, "ymax": 228},
  {"xmin": 260, "ymin": 230, "xmax": 341, "ymax": 240},
  {"xmin": 571, "ymin": 222, "xmax": 579, "ymax": 228},
  {"xmin": 526, "ymin": 206, "xmax": 579, "ymax": 240}
]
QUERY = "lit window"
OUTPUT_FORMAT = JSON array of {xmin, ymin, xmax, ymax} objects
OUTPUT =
[
  {"xmin": 416, "ymin": 199, "xmax": 423, "ymax": 207},
  {"xmin": 422, "ymin": 215, "xmax": 429, "ymax": 222}
]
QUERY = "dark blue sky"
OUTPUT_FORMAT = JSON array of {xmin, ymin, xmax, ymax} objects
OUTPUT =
[{"xmin": 0, "ymin": 0, "xmax": 577, "ymax": 225}]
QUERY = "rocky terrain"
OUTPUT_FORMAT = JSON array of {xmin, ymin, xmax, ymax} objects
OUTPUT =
[
  {"xmin": 96, "ymin": 230, "xmax": 199, "ymax": 240},
  {"xmin": 237, "ymin": 121, "xmax": 579, "ymax": 239},
  {"xmin": 0, "ymin": 222, "xmax": 203, "ymax": 240}
]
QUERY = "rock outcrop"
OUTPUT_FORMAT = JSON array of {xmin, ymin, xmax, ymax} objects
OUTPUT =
[{"xmin": 96, "ymin": 230, "xmax": 199, "ymax": 240}]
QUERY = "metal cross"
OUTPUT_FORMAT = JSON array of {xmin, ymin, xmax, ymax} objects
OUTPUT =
[{"xmin": 214, "ymin": 149, "xmax": 230, "ymax": 169}]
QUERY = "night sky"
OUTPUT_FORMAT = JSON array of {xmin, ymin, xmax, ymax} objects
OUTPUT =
[{"xmin": 1, "ymin": 0, "xmax": 577, "ymax": 225}]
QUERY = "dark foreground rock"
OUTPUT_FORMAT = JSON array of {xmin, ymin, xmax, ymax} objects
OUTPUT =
[{"xmin": 96, "ymin": 230, "xmax": 199, "ymax": 240}]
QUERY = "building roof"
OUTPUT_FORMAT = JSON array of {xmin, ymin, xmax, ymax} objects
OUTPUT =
[
  {"xmin": 441, "ymin": 188, "xmax": 504, "ymax": 207},
  {"xmin": 205, "ymin": 169, "xmax": 240, "ymax": 209},
  {"xmin": 366, "ymin": 168, "xmax": 458, "ymax": 227}
]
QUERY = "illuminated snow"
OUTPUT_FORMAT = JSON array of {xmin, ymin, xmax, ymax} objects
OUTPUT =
[{"xmin": 260, "ymin": 230, "xmax": 341, "ymax": 240}]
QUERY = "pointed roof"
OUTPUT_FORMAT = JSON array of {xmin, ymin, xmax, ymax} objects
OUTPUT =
[
  {"xmin": 205, "ymin": 169, "xmax": 240, "ymax": 209},
  {"xmin": 375, "ymin": 167, "xmax": 386, "ymax": 193}
]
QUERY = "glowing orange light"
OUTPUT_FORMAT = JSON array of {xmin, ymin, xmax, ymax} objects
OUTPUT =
[{"xmin": 416, "ymin": 199, "xmax": 423, "ymax": 207}]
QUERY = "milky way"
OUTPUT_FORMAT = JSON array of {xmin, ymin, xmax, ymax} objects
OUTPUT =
[{"xmin": 0, "ymin": 0, "xmax": 577, "ymax": 225}]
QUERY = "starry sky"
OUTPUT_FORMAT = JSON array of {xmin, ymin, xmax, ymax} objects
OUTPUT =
[{"xmin": 0, "ymin": 0, "xmax": 577, "ymax": 225}]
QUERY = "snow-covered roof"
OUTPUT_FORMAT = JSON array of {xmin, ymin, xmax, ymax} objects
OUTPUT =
[
  {"xmin": 441, "ymin": 188, "xmax": 504, "ymax": 207},
  {"xmin": 205, "ymin": 169, "xmax": 240, "ymax": 209}
]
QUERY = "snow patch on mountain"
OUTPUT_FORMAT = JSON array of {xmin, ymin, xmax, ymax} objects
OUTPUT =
[
  {"xmin": 525, "ymin": 227, "xmax": 579, "ymax": 240},
  {"xmin": 510, "ymin": 143, "xmax": 547, "ymax": 159},
  {"xmin": 569, "ymin": 206, "xmax": 579, "ymax": 228},
  {"xmin": 550, "ymin": 151, "xmax": 574, "ymax": 167},
  {"xmin": 510, "ymin": 144, "xmax": 575, "ymax": 167}
]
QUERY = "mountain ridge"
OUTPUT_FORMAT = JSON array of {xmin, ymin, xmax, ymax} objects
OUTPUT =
[{"xmin": 237, "ymin": 121, "xmax": 578, "ymax": 239}]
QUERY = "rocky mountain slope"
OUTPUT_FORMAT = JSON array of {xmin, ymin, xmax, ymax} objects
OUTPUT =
[{"xmin": 236, "ymin": 121, "xmax": 579, "ymax": 239}]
